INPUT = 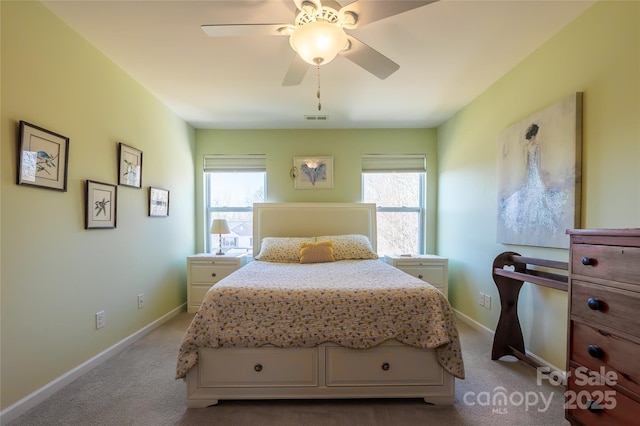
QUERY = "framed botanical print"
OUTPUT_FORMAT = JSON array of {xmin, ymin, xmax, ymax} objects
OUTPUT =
[
  {"xmin": 149, "ymin": 187, "xmax": 169, "ymax": 217},
  {"xmin": 17, "ymin": 121, "xmax": 69, "ymax": 191},
  {"xmin": 85, "ymin": 180, "xmax": 117, "ymax": 229},
  {"xmin": 118, "ymin": 143, "xmax": 142, "ymax": 188}
]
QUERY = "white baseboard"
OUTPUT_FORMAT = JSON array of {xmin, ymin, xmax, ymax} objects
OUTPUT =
[
  {"xmin": 453, "ymin": 308, "xmax": 564, "ymax": 374},
  {"xmin": 0, "ymin": 304, "xmax": 186, "ymax": 424}
]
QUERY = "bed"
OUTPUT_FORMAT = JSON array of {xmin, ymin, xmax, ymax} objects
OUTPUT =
[{"xmin": 176, "ymin": 202, "xmax": 464, "ymax": 407}]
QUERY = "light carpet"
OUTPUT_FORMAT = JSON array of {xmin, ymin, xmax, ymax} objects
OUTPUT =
[{"xmin": 7, "ymin": 311, "xmax": 569, "ymax": 425}]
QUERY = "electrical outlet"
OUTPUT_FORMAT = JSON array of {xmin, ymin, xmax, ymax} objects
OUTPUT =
[
  {"xmin": 479, "ymin": 292, "xmax": 485, "ymax": 306},
  {"xmin": 137, "ymin": 294, "xmax": 144, "ymax": 309},
  {"xmin": 96, "ymin": 311, "xmax": 105, "ymax": 329},
  {"xmin": 484, "ymin": 294, "xmax": 492, "ymax": 309}
]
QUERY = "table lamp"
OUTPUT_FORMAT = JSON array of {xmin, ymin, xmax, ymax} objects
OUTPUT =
[{"xmin": 210, "ymin": 219, "xmax": 230, "ymax": 255}]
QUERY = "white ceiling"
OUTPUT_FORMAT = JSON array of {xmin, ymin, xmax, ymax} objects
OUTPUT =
[{"xmin": 42, "ymin": 0, "xmax": 594, "ymax": 129}]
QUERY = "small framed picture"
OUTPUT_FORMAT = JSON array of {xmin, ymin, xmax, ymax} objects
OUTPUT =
[
  {"xmin": 85, "ymin": 180, "xmax": 117, "ymax": 229},
  {"xmin": 118, "ymin": 143, "xmax": 142, "ymax": 188},
  {"xmin": 292, "ymin": 156, "xmax": 334, "ymax": 190},
  {"xmin": 17, "ymin": 121, "xmax": 70, "ymax": 191},
  {"xmin": 149, "ymin": 187, "xmax": 169, "ymax": 217}
]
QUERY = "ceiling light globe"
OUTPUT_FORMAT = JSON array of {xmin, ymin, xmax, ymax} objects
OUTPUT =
[{"xmin": 290, "ymin": 21, "xmax": 347, "ymax": 66}]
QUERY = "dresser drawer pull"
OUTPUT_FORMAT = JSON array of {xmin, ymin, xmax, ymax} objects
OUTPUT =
[
  {"xmin": 581, "ymin": 257, "xmax": 596, "ymax": 266},
  {"xmin": 254, "ymin": 363, "xmax": 263, "ymax": 372},
  {"xmin": 587, "ymin": 345, "xmax": 604, "ymax": 359},
  {"xmin": 211, "ymin": 272, "xmax": 217, "ymax": 278},
  {"xmin": 381, "ymin": 362, "xmax": 390, "ymax": 371},
  {"xmin": 587, "ymin": 297, "xmax": 604, "ymax": 311},
  {"xmin": 418, "ymin": 274, "xmax": 423, "ymax": 279},
  {"xmin": 587, "ymin": 399, "xmax": 604, "ymax": 413}
]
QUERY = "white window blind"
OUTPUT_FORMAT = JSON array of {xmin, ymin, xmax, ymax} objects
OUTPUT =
[
  {"xmin": 361, "ymin": 154, "xmax": 426, "ymax": 173},
  {"xmin": 204, "ymin": 154, "xmax": 266, "ymax": 172}
]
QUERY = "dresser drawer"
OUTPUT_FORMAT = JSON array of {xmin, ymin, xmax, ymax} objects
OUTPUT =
[
  {"xmin": 198, "ymin": 347, "xmax": 318, "ymax": 387},
  {"xmin": 566, "ymin": 367, "xmax": 640, "ymax": 426},
  {"xmin": 190, "ymin": 262, "xmax": 237, "ymax": 283},
  {"xmin": 571, "ymin": 281, "xmax": 640, "ymax": 338},
  {"xmin": 325, "ymin": 344, "xmax": 443, "ymax": 386},
  {"xmin": 571, "ymin": 244, "xmax": 640, "ymax": 286},
  {"xmin": 570, "ymin": 321, "xmax": 640, "ymax": 396}
]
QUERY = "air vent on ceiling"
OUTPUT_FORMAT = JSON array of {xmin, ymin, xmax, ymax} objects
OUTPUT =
[{"xmin": 304, "ymin": 115, "xmax": 329, "ymax": 121}]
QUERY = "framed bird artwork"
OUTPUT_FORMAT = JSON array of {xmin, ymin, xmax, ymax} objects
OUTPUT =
[
  {"xmin": 17, "ymin": 121, "xmax": 69, "ymax": 191},
  {"xmin": 292, "ymin": 156, "xmax": 333, "ymax": 190}
]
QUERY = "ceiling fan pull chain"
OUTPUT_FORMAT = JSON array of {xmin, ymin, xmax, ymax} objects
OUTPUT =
[{"xmin": 316, "ymin": 63, "xmax": 322, "ymax": 111}]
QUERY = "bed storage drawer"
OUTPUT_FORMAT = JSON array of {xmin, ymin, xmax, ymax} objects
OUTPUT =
[
  {"xmin": 325, "ymin": 344, "xmax": 443, "ymax": 386},
  {"xmin": 198, "ymin": 347, "xmax": 318, "ymax": 387}
]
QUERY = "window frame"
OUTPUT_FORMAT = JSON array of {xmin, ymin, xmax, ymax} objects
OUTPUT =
[{"xmin": 361, "ymin": 154, "xmax": 427, "ymax": 255}]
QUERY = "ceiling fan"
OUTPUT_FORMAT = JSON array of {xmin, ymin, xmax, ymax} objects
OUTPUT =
[{"xmin": 201, "ymin": 0, "xmax": 438, "ymax": 86}]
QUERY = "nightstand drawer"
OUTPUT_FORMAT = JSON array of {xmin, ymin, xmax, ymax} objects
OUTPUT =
[
  {"xmin": 190, "ymin": 263, "xmax": 237, "ymax": 283},
  {"xmin": 398, "ymin": 265, "xmax": 444, "ymax": 286}
]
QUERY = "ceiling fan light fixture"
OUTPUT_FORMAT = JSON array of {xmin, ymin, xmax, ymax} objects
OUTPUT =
[{"xmin": 289, "ymin": 20, "xmax": 347, "ymax": 65}]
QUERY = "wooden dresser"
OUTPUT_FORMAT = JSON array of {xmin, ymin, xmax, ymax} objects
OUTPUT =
[{"xmin": 566, "ymin": 229, "xmax": 640, "ymax": 425}]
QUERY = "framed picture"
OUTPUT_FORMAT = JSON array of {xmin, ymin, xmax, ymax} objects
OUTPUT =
[
  {"xmin": 496, "ymin": 92, "xmax": 582, "ymax": 249},
  {"xmin": 17, "ymin": 121, "xmax": 69, "ymax": 191},
  {"xmin": 118, "ymin": 143, "xmax": 142, "ymax": 188},
  {"xmin": 149, "ymin": 187, "xmax": 169, "ymax": 217},
  {"xmin": 85, "ymin": 180, "xmax": 117, "ymax": 229},
  {"xmin": 292, "ymin": 156, "xmax": 334, "ymax": 189}
]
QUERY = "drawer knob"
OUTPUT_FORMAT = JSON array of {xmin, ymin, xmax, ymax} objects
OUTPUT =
[
  {"xmin": 381, "ymin": 362, "xmax": 390, "ymax": 371},
  {"xmin": 587, "ymin": 400, "xmax": 604, "ymax": 413},
  {"xmin": 211, "ymin": 272, "xmax": 217, "ymax": 278},
  {"xmin": 581, "ymin": 257, "xmax": 596, "ymax": 266},
  {"xmin": 587, "ymin": 345, "xmax": 604, "ymax": 359},
  {"xmin": 254, "ymin": 363, "xmax": 263, "ymax": 372},
  {"xmin": 587, "ymin": 297, "xmax": 604, "ymax": 311},
  {"xmin": 418, "ymin": 274, "xmax": 423, "ymax": 279}
]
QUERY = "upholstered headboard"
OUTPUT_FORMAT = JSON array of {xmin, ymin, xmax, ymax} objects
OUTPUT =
[{"xmin": 253, "ymin": 203, "xmax": 377, "ymax": 255}]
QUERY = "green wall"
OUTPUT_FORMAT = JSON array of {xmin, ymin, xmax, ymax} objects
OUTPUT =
[
  {"xmin": 437, "ymin": 0, "xmax": 639, "ymax": 369},
  {"xmin": 194, "ymin": 128, "xmax": 439, "ymax": 253},
  {"xmin": 1, "ymin": 2, "xmax": 196, "ymax": 410}
]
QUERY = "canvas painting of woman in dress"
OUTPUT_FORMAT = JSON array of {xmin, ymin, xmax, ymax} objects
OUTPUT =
[{"xmin": 497, "ymin": 93, "xmax": 582, "ymax": 249}]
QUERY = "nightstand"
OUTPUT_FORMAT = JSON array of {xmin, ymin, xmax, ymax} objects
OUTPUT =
[
  {"xmin": 384, "ymin": 254, "xmax": 449, "ymax": 298},
  {"xmin": 187, "ymin": 253, "xmax": 247, "ymax": 313}
]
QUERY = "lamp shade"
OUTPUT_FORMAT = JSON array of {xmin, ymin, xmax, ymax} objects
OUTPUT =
[
  {"xmin": 289, "ymin": 21, "xmax": 347, "ymax": 65},
  {"xmin": 210, "ymin": 219, "xmax": 230, "ymax": 235}
]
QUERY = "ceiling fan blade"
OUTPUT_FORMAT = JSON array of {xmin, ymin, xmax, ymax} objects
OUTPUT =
[
  {"xmin": 339, "ymin": 0, "xmax": 438, "ymax": 28},
  {"xmin": 340, "ymin": 35, "xmax": 399, "ymax": 79},
  {"xmin": 282, "ymin": 54, "xmax": 310, "ymax": 86},
  {"xmin": 201, "ymin": 24, "xmax": 289, "ymax": 37}
]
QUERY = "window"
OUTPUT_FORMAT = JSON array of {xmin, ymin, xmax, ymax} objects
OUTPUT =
[
  {"xmin": 362, "ymin": 155, "xmax": 426, "ymax": 255},
  {"xmin": 204, "ymin": 155, "xmax": 266, "ymax": 255}
]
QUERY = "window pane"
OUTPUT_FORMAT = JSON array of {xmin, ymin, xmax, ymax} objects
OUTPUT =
[
  {"xmin": 206, "ymin": 172, "xmax": 265, "ymax": 254},
  {"xmin": 208, "ymin": 172, "xmax": 265, "ymax": 207},
  {"xmin": 363, "ymin": 172, "xmax": 424, "ymax": 255},
  {"xmin": 375, "ymin": 211, "xmax": 420, "ymax": 255},
  {"xmin": 363, "ymin": 173, "xmax": 421, "ymax": 207}
]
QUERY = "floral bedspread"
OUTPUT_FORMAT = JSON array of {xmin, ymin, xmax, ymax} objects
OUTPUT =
[{"xmin": 176, "ymin": 259, "xmax": 465, "ymax": 380}]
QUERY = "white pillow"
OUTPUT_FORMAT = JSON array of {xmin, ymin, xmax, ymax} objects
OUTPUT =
[
  {"xmin": 315, "ymin": 234, "xmax": 378, "ymax": 260},
  {"xmin": 255, "ymin": 237, "xmax": 315, "ymax": 263}
]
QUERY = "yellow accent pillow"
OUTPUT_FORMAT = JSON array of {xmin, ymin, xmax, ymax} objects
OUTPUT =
[{"xmin": 299, "ymin": 241, "xmax": 335, "ymax": 264}]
